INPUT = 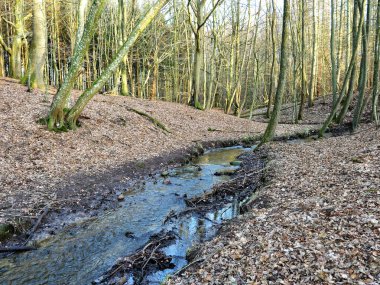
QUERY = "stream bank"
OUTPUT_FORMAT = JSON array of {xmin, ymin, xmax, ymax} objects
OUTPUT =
[
  {"xmin": 96, "ymin": 147, "xmax": 266, "ymax": 285},
  {"xmin": 166, "ymin": 124, "xmax": 380, "ymax": 285},
  {"xmin": 0, "ymin": 144, "xmax": 265, "ymax": 285},
  {"xmin": 0, "ymin": 77, "xmax": 320, "ymax": 241}
]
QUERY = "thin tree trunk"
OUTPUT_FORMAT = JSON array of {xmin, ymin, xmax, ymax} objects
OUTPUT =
[
  {"xmin": 298, "ymin": 0, "xmax": 307, "ymax": 121},
  {"xmin": 23, "ymin": 0, "xmax": 47, "ymax": 89},
  {"xmin": 266, "ymin": 0, "xmax": 276, "ymax": 118},
  {"xmin": 352, "ymin": 0, "xmax": 370, "ymax": 129},
  {"xmin": 319, "ymin": 0, "xmax": 365, "ymax": 136},
  {"xmin": 259, "ymin": 0, "xmax": 290, "ymax": 145},
  {"xmin": 47, "ymin": 0, "xmax": 107, "ymax": 130},
  {"xmin": 372, "ymin": 0, "xmax": 380, "ymax": 124},
  {"xmin": 65, "ymin": 0, "xmax": 169, "ymax": 128},
  {"xmin": 331, "ymin": 0, "xmax": 338, "ymax": 105},
  {"xmin": 308, "ymin": 0, "xmax": 317, "ymax": 107}
]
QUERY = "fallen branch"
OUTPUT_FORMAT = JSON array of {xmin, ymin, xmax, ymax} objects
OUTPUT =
[
  {"xmin": 0, "ymin": 246, "xmax": 37, "ymax": 253},
  {"xmin": 127, "ymin": 108, "xmax": 171, "ymax": 133},
  {"xmin": 28, "ymin": 206, "xmax": 49, "ymax": 236}
]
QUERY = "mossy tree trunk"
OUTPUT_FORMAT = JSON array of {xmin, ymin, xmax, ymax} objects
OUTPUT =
[
  {"xmin": 23, "ymin": 0, "xmax": 47, "ymax": 89},
  {"xmin": 65, "ymin": 0, "xmax": 169, "ymax": 129},
  {"xmin": 259, "ymin": 0, "xmax": 290, "ymax": 145},
  {"xmin": 47, "ymin": 0, "xmax": 106, "ymax": 130},
  {"xmin": 0, "ymin": 0, "xmax": 28, "ymax": 79},
  {"xmin": 352, "ymin": 0, "xmax": 370, "ymax": 130},
  {"xmin": 319, "ymin": 0, "xmax": 365, "ymax": 137},
  {"xmin": 372, "ymin": 0, "xmax": 380, "ymax": 124}
]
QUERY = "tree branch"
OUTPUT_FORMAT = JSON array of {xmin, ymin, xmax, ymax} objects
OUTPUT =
[
  {"xmin": 0, "ymin": 34, "xmax": 12, "ymax": 55},
  {"xmin": 1, "ymin": 16, "xmax": 16, "ymax": 28},
  {"xmin": 198, "ymin": 0, "xmax": 223, "ymax": 31},
  {"xmin": 186, "ymin": 0, "xmax": 197, "ymax": 35}
]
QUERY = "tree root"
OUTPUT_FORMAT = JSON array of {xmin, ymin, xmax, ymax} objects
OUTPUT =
[{"xmin": 127, "ymin": 108, "xmax": 171, "ymax": 134}]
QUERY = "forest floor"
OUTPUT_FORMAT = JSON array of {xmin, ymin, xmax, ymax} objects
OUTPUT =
[
  {"xmin": 167, "ymin": 123, "xmax": 380, "ymax": 283},
  {"xmin": 0, "ymin": 77, "xmax": 317, "ymax": 243},
  {"xmin": 2, "ymin": 77, "xmax": 379, "ymax": 284}
]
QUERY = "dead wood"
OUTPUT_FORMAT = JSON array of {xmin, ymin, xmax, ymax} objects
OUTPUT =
[{"xmin": 0, "ymin": 246, "xmax": 37, "ymax": 253}]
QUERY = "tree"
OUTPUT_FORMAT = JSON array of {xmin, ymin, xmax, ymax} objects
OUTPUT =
[
  {"xmin": 308, "ymin": 0, "xmax": 317, "ymax": 107},
  {"xmin": 319, "ymin": 0, "xmax": 365, "ymax": 137},
  {"xmin": 352, "ymin": 0, "xmax": 370, "ymax": 130},
  {"xmin": 372, "ymin": 0, "xmax": 380, "ymax": 124},
  {"xmin": 0, "ymin": 0, "xmax": 29, "ymax": 79},
  {"xmin": 23, "ymin": 0, "xmax": 47, "ymax": 89},
  {"xmin": 259, "ymin": 0, "xmax": 290, "ymax": 145},
  {"xmin": 187, "ymin": 0, "xmax": 222, "ymax": 108},
  {"xmin": 47, "ymin": 0, "xmax": 169, "ymax": 130},
  {"xmin": 330, "ymin": 0, "xmax": 338, "ymax": 106},
  {"xmin": 47, "ymin": 0, "xmax": 107, "ymax": 130}
]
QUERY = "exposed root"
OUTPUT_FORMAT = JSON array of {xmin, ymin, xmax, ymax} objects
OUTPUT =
[{"xmin": 127, "ymin": 108, "xmax": 171, "ymax": 134}]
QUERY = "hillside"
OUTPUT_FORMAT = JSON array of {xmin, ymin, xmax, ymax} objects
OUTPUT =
[{"xmin": 0, "ymin": 78, "xmax": 315, "ymax": 236}]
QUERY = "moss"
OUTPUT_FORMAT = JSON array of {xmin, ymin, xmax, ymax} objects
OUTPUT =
[
  {"xmin": 136, "ymin": 161, "xmax": 145, "ymax": 169},
  {"xmin": 351, "ymin": 156, "xmax": 365, "ymax": 163},
  {"xmin": 194, "ymin": 101, "xmax": 203, "ymax": 110},
  {"xmin": 0, "ymin": 223, "xmax": 14, "ymax": 241},
  {"xmin": 36, "ymin": 116, "xmax": 48, "ymax": 125}
]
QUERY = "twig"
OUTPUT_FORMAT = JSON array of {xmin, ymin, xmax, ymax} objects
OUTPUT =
[
  {"xmin": 141, "ymin": 243, "xmax": 161, "ymax": 275},
  {"xmin": 28, "ymin": 206, "xmax": 49, "ymax": 237},
  {"xmin": 172, "ymin": 257, "xmax": 205, "ymax": 276}
]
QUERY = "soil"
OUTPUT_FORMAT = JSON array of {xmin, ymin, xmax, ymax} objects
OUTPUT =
[{"xmin": 0, "ymin": 77, "xmax": 317, "ymax": 245}]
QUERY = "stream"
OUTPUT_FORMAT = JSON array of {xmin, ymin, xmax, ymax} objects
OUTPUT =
[{"xmin": 0, "ymin": 146, "xmax": 252, "ymax": 285}]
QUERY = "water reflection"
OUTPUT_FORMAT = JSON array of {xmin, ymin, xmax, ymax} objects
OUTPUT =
[{"xmin": 0, "ymin": 146, "xmax": 247, "ymax": 285}]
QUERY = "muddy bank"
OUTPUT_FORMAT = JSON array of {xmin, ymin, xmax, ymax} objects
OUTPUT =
[
  {"xmin": 0, "ymin": 139, "xmax": 253, "ymax": 247},
  {"xmin": 0, "ymin": 145, "xmax": 262, "ymax": 284}
]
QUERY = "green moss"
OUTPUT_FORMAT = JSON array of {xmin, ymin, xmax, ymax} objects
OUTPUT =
[
  {"xmin": 0, "ymin": 224, "xmax": 14, "ymax": 241},
  {"xmin": 194, "ymin": 101, "xmax": 204, "ymax": 110},
  {"xmin": 136, "ymin": 161, "xmax": 145, "ymax": 169},
  {"xmin": 351, "ymin": 156, "xmax": 364, "ymax": 163},
  {"xmin": 36, "ymin": 116, "xmax": 48, "ymax": 125}
]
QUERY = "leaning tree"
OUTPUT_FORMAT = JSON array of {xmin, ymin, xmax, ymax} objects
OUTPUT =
[{"xmin": 47, "ymin": 0, "xmax": 169, "ymax": 130}]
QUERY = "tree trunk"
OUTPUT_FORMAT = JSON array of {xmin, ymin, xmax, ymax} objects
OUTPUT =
[
  {"xmin": 65, "ymin": 0, "xmax": 169, "ymax": 129},
  {"xmin": 266, "ymin": 0, "xmax": 276, "ymax": 118},
  {"xmin": 23, "ymin": 0, "xmax": 47, "ymax": 89},
  {"xmin": 259, "ymin": 0, "xmax": 290, "ymax": 145},
  {"xmin": 308, "ymin": 0, "xmax": 317, "ymax": 107},
  {"xmin": 352, "ymin": 0, "xmax": 370, "ymax": 130},
  {"xmin": 319, "ymin": 0, "xmax": 365, "ymax": 136},
  {"xmin": 372, "ymin": 0, "xmax": 380, "ymax": 124},
  {"xmin": 298, "ymin": 0, "xmax": 307, "ymax": 121},
  {"xmin": 330, "ymin": 0, "xmax": 338, "ymax": 106},
  {"xmin": 47, "ymin": 0, "xmax": 107, "ymax": 130}
]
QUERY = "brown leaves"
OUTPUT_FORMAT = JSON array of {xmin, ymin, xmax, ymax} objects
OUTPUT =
[
  {"xmin": 167, "ymin": 124, "xmax": 380, "ymax": 284},
  {"xmin": 0, "ymin": 78, "xmax": 316, "ymax": 233}
]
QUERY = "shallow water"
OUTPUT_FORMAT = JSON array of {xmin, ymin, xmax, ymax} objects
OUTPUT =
[{"xmin": 0, "ymin": 146, "xmax": 248, "ymax": 285}]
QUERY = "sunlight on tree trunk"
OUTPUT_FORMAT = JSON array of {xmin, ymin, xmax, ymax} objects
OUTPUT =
[{"xmin": 259, "ymin": 0, "xmax": 290, "ymax": 146}]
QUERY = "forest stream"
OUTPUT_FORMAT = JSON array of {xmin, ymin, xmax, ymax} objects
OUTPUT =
[{"xmin": 0, "ymin": 146, "xmax": 257, "ymax": 285}]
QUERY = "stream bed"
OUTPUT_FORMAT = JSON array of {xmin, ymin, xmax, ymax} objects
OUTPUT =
[{"xmin": 0, "ymin": 146, "xmax": 253, "ymax": 285}]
